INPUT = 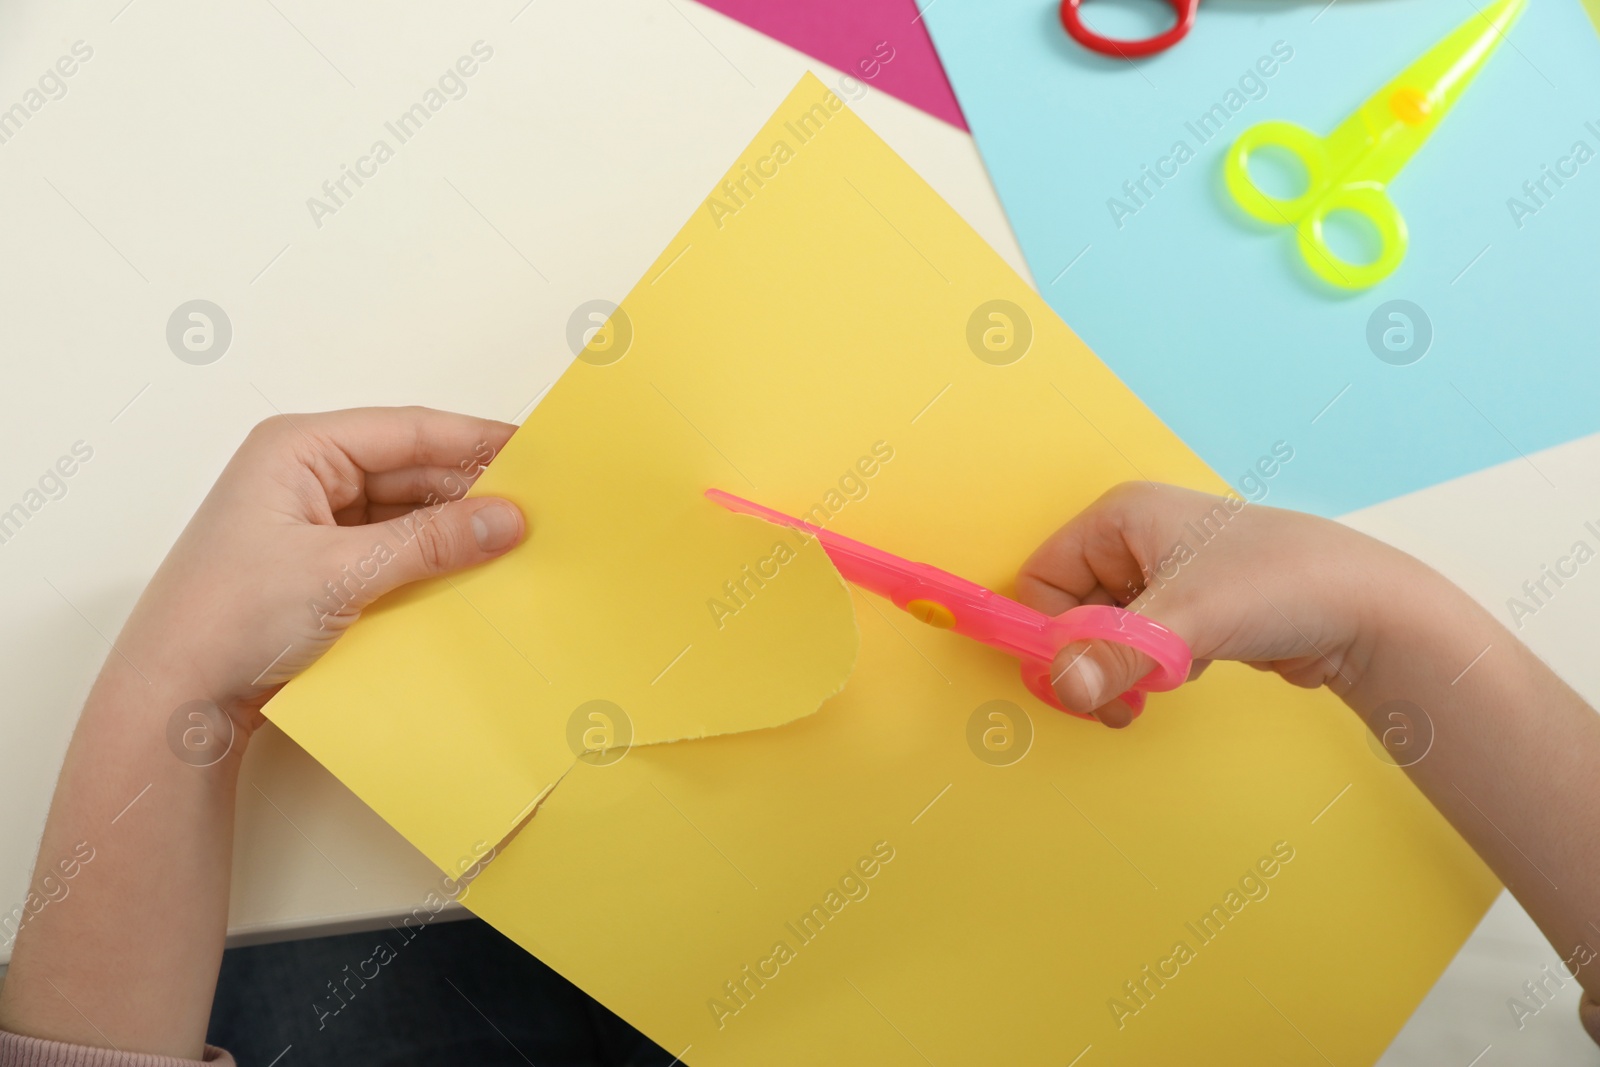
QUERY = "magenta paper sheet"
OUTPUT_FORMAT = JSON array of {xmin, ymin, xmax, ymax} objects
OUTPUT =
[{"xmin": 697, "ymin": 0, "xmax": 966, "ymax": 129}]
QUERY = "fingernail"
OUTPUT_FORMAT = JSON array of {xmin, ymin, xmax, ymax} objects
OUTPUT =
[
  {"xmin": 472, "ymin": 502, "xmax": 521, "ymax": 552},
  {"xmin": 1074, "ymin": 654, "xmax": 1104, "ymax": 709}
]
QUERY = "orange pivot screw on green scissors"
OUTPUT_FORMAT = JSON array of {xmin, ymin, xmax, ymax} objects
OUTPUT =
[{"xmin": 1223, "ymin": 0, "xmax": 1526, "ymax": 290}]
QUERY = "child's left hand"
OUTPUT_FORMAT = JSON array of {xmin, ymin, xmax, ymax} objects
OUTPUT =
[
  {"xmin": 117, "ymin": 406, "xmax": 527, "ymax": 736},
  {"xmin": 0, "ymin": 406, "xmax": 530, "ymax": 1058}
]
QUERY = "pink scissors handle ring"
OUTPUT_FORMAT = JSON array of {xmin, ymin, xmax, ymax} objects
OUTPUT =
[
  {"xmin": 1020, "ymin": 605, "xmax": 1191, "ymax": 722},
  {"xmin": 1059, "ymin": 0, "xmax": 1198, "ymax": 59}
]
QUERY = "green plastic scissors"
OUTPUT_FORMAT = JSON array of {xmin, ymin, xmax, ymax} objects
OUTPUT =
[{"xmin": 1224, "ymin": 0, "xmax": 1526, "ymax": 290}]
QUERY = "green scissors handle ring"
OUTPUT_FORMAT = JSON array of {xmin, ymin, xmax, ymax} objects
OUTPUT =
[{"xmin": 1224, "ymin": 0, "xmax": 1525, "ymax": 291}]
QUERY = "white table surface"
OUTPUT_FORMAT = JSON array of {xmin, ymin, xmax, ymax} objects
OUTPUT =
[{"xmin": 0, "ymin": 1, "xmax": 1594, "ymax": 1061}]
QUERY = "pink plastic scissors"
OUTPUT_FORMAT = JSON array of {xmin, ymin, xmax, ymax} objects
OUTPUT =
[
  {"xmin": 1059, "ymin": 0, "xmax": 1198, "ymax": 58},
  {"xmin": 708, "ymin": 489, "xmax": 1191, "ymax": 720}
]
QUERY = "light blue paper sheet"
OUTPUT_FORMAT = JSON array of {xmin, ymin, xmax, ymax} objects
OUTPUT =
[{"xmin": 924, "ymin": 0, "xmax": 1600, "ymax": 514}]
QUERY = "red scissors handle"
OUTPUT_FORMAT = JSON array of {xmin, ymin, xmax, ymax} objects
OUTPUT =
[{"xmin": 1059, "ymin": 0, "xmax": 1198, "ymax": 58}]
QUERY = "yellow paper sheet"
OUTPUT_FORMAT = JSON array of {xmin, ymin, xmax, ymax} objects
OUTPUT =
[
  {"xmin": 459, "ymin": 76, "xmax": 1498, "ymax": 1064},
  {"xmin": 264, "ymin": 245, "xmax": 861, "ymax": 872}
]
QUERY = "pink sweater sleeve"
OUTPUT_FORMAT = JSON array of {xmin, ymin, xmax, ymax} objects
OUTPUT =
[{"xmin": 0, "ymin": 1031, "xmax": 234, "ymax": 1067}]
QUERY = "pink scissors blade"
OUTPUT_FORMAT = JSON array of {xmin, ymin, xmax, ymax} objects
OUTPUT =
[
  {"xmin": 709, "ymin": 489, "xmax": 1054, "ymax": 658},
  {"xmin": 707, "ymin": 489, "xmax": 1191, "ymax": 719},
  {"xmin": 704, "ymin": 489, "xmax": 916, "ymax": 599}
]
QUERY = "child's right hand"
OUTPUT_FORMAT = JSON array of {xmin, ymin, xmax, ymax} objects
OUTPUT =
[
  {"xmin": 1016, "ymin": 482, "xmax": 1437, "ymax": 726},
  {"xmin": 1024, "ymin": 485, "xmax": 1600, "ymax": 1034}
]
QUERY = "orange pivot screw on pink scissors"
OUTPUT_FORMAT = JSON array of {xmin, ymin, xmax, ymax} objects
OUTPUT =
[
  {"xmin": 1059, "ymin": 0, "xmax": 1199, "ymax": 59},
  {"xmin": 708, "ymin": 489, "xmax": 1192, "ymax": 721}
]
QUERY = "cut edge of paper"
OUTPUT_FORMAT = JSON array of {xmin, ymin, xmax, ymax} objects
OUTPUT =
[
  {"xmin": 467, "ymin": 563, "xmax": 857, "ymax": 863},
  {"xmin": 481, "ymin": 511, "xmax": 859, "ymax": 860},
  {"xmin": 622, "ymin": 508, "xmax": 860, "ymax": 747}
]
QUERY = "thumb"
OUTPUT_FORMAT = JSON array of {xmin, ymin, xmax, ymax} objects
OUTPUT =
[
  {"xmin": 358, "ymin": 497, "xmax": 526, "ymax": 600},
  {"xmin": 1049, "ymin": 640, "xmax": 1155, "ymax": 729}
]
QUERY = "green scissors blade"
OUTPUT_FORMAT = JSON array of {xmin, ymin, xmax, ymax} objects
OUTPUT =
[
  {"xmin": 1333, "ymin": 0, "xmax": 1527, "ymax": 186},
  {"xmin": 1224, "ymin": 0, "xmax": 1527, "ymax": 290}
]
